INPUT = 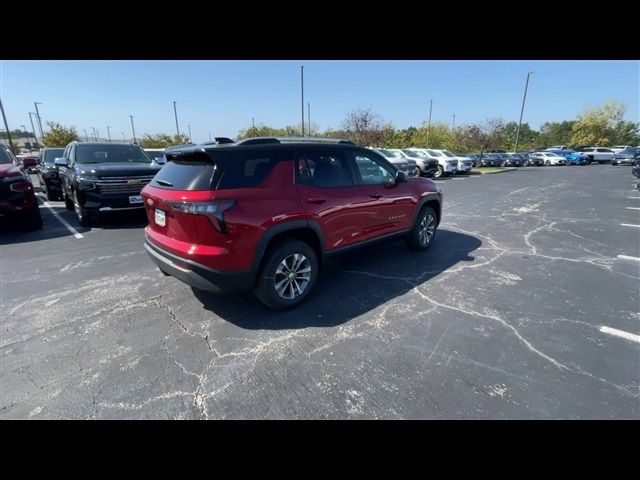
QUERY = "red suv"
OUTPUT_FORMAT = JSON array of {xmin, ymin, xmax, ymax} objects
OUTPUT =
[
  {"xmin": 1, "ymin": 144, "xmax": 43, "ymax": 230},
  {"xmin": 141, "ymin": 138, "xmax": 442, "ymax": 309}
]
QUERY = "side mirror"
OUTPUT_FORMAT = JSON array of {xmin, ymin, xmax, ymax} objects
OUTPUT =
[
  {"xmin": 395, "ymin": 170, "xmax": 408, "ymax": 183},
  {"xmin": 54, "ymin": 157, "xmax": 68, "ymax": 167}
]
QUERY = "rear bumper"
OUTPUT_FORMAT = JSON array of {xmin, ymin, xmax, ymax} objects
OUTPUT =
[{"xmin": 144, "ymin": 238, "xmax": 255, "ymax": 293}]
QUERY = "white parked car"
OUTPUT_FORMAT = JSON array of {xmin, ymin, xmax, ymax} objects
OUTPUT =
[
  {"xmin": 368, "ymin": 148, "xmax": 418, "ymax": 177},
  {"xmin": 582, "ymin": 147, "xmax": 614, "ymax": 163},
  {"xmin": 531, "ymin": 152, "xmax": 567, "ymax": 166},
  {"xmin": 405, "ymin": 148, "xmax": 458, "ymax": 178},
  {"xmin": 611, "ymin": 145, "xmax": 633, "ymax": 154},
  {"xmin": 143, "ymin": 148, "xmax": 166, "ymax": 165},
  {"xmin": 427, "ymin": 149, "xmax": 473, "ymax": 174}
]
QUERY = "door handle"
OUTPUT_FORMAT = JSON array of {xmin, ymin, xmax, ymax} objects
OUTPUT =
[
  {"xmin": 369, "ymin": 193, "xmax": 383, "ymax": 199},
  {"xmin": 307, "ymin": 197, "xmax": 326, "ymax": 204}
]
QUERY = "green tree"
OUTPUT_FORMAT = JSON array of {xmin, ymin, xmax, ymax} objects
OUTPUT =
[
  {"xmin": 537, "ymin": 121, "xmax": 575, "ymax": 147},
  {"xmin": 139, "ymin": 133, "xmax": 191, "ymax": 147},
  {"xmin": 501, "ymin": 121, "xmax": 539, "ymax": 150},
  {"xmin": 569, "ymin": 101, "xmax": 637, "ymax": 146},
  {"xmin": 41, "ymin": 121, "xmax": 79, "ymax": 147}
]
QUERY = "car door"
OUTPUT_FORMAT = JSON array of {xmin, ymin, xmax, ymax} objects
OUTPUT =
[
  {"xmin": 58, "ymin": 145, "xmax": 74, "ymax": 197},
  {"xmin": 347, "ymin": 149, "xmax": 415, "ymax": 237},
  {"xmin": 295, "ymin": 148, "xmax": 372, "ymax": 251}
]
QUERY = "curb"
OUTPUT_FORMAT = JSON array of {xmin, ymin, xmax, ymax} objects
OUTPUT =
[{"xmin": 471, "ymin": 167, "xmax": 517, "ymax": 175}]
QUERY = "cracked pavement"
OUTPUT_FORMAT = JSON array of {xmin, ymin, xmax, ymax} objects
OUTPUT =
[{"xmin": 1, "ymin": 165, "xmax": 639, "ymax": 419}]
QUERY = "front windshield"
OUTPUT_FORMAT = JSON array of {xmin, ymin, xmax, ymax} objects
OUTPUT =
[
  {"xmin": 76, "ymin": 144, "xmax": 151, "ymax": 164},
  {"xmin": 441, "ymin": 150, "xmax": 456, "ymax": 157},
  {"xmin": 402, "ymin": 150, "xmax": 421, "ymax": 158},
  {"xmin": 426, "ymin": 150, "xmax": 442, "ymax": 157},
  {"xmin": 0, "ymin": 147, "xmax": 14, "ymax": 164},
  {"xmin": 547, "ymin": 153, "xmax": 561, "ymax": 157},
  {"xmin": 43, "ymin": 148, "xmax": 65, "ymax": 164},
  {"xmin": 379, "ymin": 149, "xmax": 402, "ymax": 158}
]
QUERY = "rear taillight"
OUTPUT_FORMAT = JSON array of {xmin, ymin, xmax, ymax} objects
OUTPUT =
[
  {"xmin": 9, "ymin": 181, "xmax": 33, "ymax": 192},
  {"xmin": 168, "ymin": 199, "xmax": 236, "ymax": 233}
]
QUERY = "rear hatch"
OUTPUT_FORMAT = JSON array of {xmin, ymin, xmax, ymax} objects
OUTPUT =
[{"xmin": 141, "ymin": 149, "xmax": 232, "ymax": 246}]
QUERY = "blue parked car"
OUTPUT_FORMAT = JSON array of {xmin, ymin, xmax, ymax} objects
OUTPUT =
[{"xmin": 546, "ymin": 149, "xmax": 589, "ymax": 165}]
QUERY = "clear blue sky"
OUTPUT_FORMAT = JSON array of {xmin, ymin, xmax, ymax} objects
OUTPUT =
[{"xmin": 1, "ymin": 60, "xmax": 638, "ymax": 142}]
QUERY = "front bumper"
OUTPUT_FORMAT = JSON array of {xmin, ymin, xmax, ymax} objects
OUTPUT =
[
  {"xmin": 78, "ymin": 189, "xmax": 146, "ymax": 212},
  {"xmin": 144, "ymin": 237, "xmax": 255, "ymax": 293}
]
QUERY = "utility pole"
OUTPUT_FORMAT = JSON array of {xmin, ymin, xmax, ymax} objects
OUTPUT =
[
  {"xmin": 96, "ymin": 129, "xmax": 100, "ymax": 141},
  {"xmin": 106, "ymin": 126, "xmax": 112, "ymax": 143},
  {"xmin": 28, "ymin": 112, "xmax": 38, "ymax": 146},
  {"xmin": 21, "ymin": 124, "xmax": 31, "ymax": 148},
  {"xmin": 130, "ymin": 115, "xmax": 137, "ymax": 143},
  {"xmin": 173, "ymin": 101, "xmax": 180, "ymax": 137},
  {"xmin": 188, "ymin": 124, "xmax": 192, "ymax": 143},
  {"xmin": 252, "ymin": 117, "xmax": 255, "ymax": 129},
  {"xmin": 83, "ymin": 129, "xmax": 89, "ymax": 142},
  {"xmin": 426, "ymin": 99, "xmax": 433, "ymax": 148},
  {"xmin": 34, "ymin": 102, "xmax": 44, "ymax": 139},
  {"xmin": 452, "ymin": 113, "xmax": 456, "ymax": 130},
  {"xmin": 308, "ymin": 102, "xmax": 311, "ymax": 136},
  {"xmin": 208, "ymin": 132, "xmax": 212, "ymax": 142},
  {"xmin": 514, "ymin": 71, "xmax": 534, "ymax": 153},
  {"xmin": 0, "ymin": 98, "xmax": 15, "ymax": 152},
  {"xmin": 300, "ymin": 66, "xmax": 305, "ymax": 136},
  {"xmin": 92, "ymin": 127, "xmax": 97, "ymax": 141}
]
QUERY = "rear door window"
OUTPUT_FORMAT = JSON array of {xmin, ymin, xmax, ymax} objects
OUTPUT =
[
  {"xmin": 218, "ymin": 150, "xmax": 277, "ymax": 189},
  {"xmin": 150, "ymin": 151, "xmax": 232, "ymax": 190},
  {"xmin": 296, "ymin": 149, "xmax": 353, "ymax": 188}
]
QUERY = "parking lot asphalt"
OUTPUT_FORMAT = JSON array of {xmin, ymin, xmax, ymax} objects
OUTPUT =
[{"xmin": 1, "ymin": 165, "xmax": 639, "ymax": 419}]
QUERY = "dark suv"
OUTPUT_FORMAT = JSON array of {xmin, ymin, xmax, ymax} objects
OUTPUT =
[
  {"xmin": 141, "ymin": 137, "xmax": 442, "ymax": 310},
  {"xmin": 0, "ymin": 143, "xmax": 42, "ymax": 230},
  {"xmin": 56, "ymin": 142, "xmax": 162, "ymax": 226},
  {"xmin": 37, "ymin": 147, "xmax": 65, "ymax": 200}
]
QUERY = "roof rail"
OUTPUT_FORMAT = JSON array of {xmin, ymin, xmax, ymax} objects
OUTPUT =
[{"xmin": 235, "ymin": 136, "xmax": 355, "ymax": 146}]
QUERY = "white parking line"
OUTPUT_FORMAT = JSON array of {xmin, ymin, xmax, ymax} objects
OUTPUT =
[
  {"xmin": 41, "ymin": 201, "xmax": 84, "ymax": 239},
  {"xmin": 621, "ymin": 224, "xmax": 640, "ymax": 228},
  {"xmin": 617, "ymin": 255, "xmax": 640, "ymax": 262},
  {"xmin": 626, "ymin": 207, "xmax": 640, "ymax": 210},
  {"xmin": 599, "ymin": 326, "xmax": 640, "ymax": 344}
]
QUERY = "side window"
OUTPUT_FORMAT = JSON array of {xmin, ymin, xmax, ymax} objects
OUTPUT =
[
  {"xmin": 218, "ymin": 150, "xmax": 276, "ymax": 189},
  {"xmin": 68, "ymin": 145, "xmax": 75, "ymax": 167},
  {"xmin": 597, "ymin": 148, "xmax": 611, "ymax": 153},
  {"xmin": 296, "ymin": 149, "xmax": 353, "ymax": 188},
  {"xmin": 350, "ymin": 150, "xmax": 396, "ymax": 185}
]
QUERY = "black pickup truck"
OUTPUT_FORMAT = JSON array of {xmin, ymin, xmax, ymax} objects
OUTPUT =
[{"xmin": 55, "ymin": 142, "xmax": 162, "ymax": 226}]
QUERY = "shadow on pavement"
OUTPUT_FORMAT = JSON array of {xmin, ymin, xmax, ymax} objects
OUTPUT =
[{"xmin": 192, "ymin": 229, "xmax": 481, "ymax": 330}]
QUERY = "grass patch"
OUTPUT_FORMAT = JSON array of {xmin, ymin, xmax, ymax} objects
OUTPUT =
[{"xmin": 471, "ymin": 167, "xmax": 515, "ymax": 174}]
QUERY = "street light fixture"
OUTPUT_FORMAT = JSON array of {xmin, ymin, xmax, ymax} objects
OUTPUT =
[
  {"xmin": 83, "ymin": 129, "xmax": 89, "ymax": 142},
  {"xmin": 106, "ymin": 126, "xmax": 112, "ymax": 143},
  {"xmin": 21, "ymin": 124, "xmax": 30, "ymax": 148},
  {"xmin": 452, "ymin": 114, "xmax": 456, "ymax": 130},
  {"xmin": 28, "ymin": 112, "xmax": 38, "ymax": 146},
  {"xmin": 173, "ymin": 101, "xmax": 180, "ymax": 137},
  {"xmin": 514, "ymin": 71, "xmax": 534, "ymax": 153},
  {"xmin": 188, "ymin": 124, "xmax": 192, "ymax": 143},
  {"xmin": 92, "ymin": 127, "xmax": 97, "ymax": 142},
  {"xmin": 122, "ymin": 132, "xmax": 126, "ymax": 142}
]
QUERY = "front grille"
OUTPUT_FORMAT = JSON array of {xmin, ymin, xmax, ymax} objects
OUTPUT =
[{"xmin": 95, "ymin": 175, "xmax": 155, "ymax": 195}]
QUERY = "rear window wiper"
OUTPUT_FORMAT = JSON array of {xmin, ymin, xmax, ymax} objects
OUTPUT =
[{"xmin": 155, "ymin": 179, "xmax": 173, "ymax": 186}]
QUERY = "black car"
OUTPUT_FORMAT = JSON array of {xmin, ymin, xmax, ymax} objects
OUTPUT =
[
  {"xmin": 37, "ymin": 147, "xmax": 65, "ymax": 200},
  {"xmin": 633, "ymin": 158, "xmax": 640, "ymax": 180},
  {"xmin": 502, "ymin": 154, "xmax": 524, "ymax": 167},
  {"xmin": 611, "ymin": 147, "xmax": 640, "ymax": 166},
  {"xmin": 525, "ymin": 155, "xmax": 544, "ymax": 166},
  {"xmin": 479, "ymin": 153, "xmax": 502, "ymax": 167},
  {"xmin": 55, "ymin": 142, "xmax": 162, "ymax": 226}
]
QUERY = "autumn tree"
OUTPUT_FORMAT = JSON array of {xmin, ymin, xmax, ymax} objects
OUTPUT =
[
  {"xmin": 139, "ymin": 133, "xmax": 191, "ymax": 148},
  {"xmin": 570, "ymin": 101, "xmax": 639, "ymax": 146},
  {"xmin": 341, "ymin": 107, "xmax": 388, "ymax": 146},
  {"xmin": 41, "ymin": 121, "xmax": 79, "ymax": 147}
]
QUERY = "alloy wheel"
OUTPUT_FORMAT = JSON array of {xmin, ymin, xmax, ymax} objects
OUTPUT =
[
  {"xmin": 419, "ymin": 213, "xmax": 435, "ymax": 246},
  {"xmin": 274, "ymin": 253, "xmax": 312, "ymax": 300}
]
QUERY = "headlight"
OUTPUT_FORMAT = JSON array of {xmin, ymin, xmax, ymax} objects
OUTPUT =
[{"xmin": 78, "ymin": 175, "xmax": 98, "ymax": 181}]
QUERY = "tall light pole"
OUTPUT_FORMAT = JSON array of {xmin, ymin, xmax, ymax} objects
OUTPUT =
[
  {"xmin": 28, "ymin": 112, "xmax": 38, "ymax": 146},
  {"xmin": 173, "ymin": 101, "xmax": 180, "ymax": 137},
  {"xmin": 188, "ymin": 124, "xmax": 192, "ymax": 143},
  {"xmin": 300, "ymin": 65, "xmax": 305, "ymax": 136},
  {"xmin": 96, "ymin": 129, "xmax": 100, "ymax": 141},
  {"xmin": 0, "ymin": 98, "xmax": 14, "ymax": 152},
  {"xmin": 452, "ymin": 114, "xmax": 456, "ymax": 130},
  {"xmin": 34, "ymin": 102, "xmax": 44, "ymax": 139},
  {"xmin": 307, "ymin": 102, "xmax": 311, "ymax": 136},
  {"xmin": 426, "ymin": 99, "xmax": 433, "ymax": 148},
  {"xmin": 514, "ymin": 71, "xmax": 534, "ymax": 153},
  {"xmin": 122, "ymin": 132, "xmax": 126, "ymax": 142},
  {"xmin": 252, "ymin": 117, "xmax": 255, "ymax": 129},
  {"xmin": 129, "ymin": 115, "xmax": 137, "ymax": 143},
  {"xmin": 106, "ymin": 126, "xmax": 112, "ymax": 143},
  {"xmin": 208, "ymin": 132, "xmax": 212, "ymax": 142},
  {"xmin": 92, "ymin": 127, "xmax": 97, "ymax": 141},
  {"xmin": 83, "ymin": 129, "xmax": 89, "ymax": 142}
]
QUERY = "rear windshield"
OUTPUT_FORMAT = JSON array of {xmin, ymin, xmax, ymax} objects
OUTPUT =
[
  {"xmin": 43, "ymin": 148, "xmax": 64, "ymax": 164},
  {"xmin": 150, "ymin": 151, "xmax": 231, "ymax": 190},
  {"xmin": 76, "ymin": 144, "xmax": 151, "ymax": 164}
]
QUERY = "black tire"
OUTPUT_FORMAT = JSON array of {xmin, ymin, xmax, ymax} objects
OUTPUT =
[
  {"xmin": 414, "ymin": 167, "xmax": 421, "ymax": 177},
  {"xmin": 434, "ymin": 165, "xmax": 444, "ymax": 178},
  {"xmin": 254, "ymin": 240, "xmax": 318, "ymax": 310},
  {"xmin": 406, "ymin": 206, "xmax": 438, "ymax": 251},
  {"xmin": 73, "ymin": 190, "xmax": 92, "ymax": 227},
  {"xmin": 45, "ymin": 184, "xmax": 58, "ymax": 201},
  {"xmin": 64, "ymin": 191, "xmax": 74, "ymax": 210},
  {"xmin": 545, "ymin": 160, "xmax": 550, "ymax": 166},
  {"xmin": 21, "ymin": 207, "xmax": 43, "ymax": 230}
]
